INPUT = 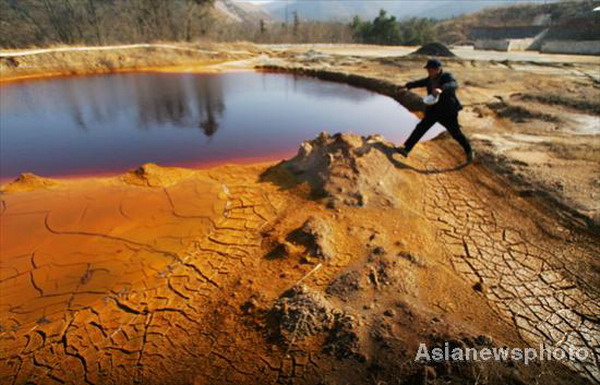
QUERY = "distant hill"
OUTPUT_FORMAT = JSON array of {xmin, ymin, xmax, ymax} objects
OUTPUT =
[
  {"xmin": 435, "ymin": 0, "xmax": 600, "ymax": 44},
  {"xmin": 259, "ymin": 0, "xmax": 541, "ymax": 22},
  {"xmin": 214, "ymin": 0, "xmax": 273, "ymax": 23}
]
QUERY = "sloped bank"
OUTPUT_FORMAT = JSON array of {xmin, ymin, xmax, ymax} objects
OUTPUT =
[{"xmin": 0, "ymin": 42, "xmax": 258, "ymax": 82}]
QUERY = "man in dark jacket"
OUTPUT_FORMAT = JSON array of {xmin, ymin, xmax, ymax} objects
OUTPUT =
[{"xmin": 396, "ymin": 59, "xmax": 473, "ymax": 162}]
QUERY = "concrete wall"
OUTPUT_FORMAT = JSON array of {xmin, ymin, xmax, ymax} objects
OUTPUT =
[
  {"xmin": 474, "ymin": 38, "xmax": 535, "ymax": 52},
  {"xmin": 474, "ymin": 39, "xmax": 510, "ymax": 51},
  {"xmin": 508, "ymin": 39, "xmax": 535, "ymax": 51},
  {"xmin": 541, "ymin": 40, "xmax": 600, "ymax": 55},
  {"xmin": 526, "ymin": 28, "xmax": 549, "ymax": 51},
  {"xmin": 470, "ymin": 26, "xmax": 547, "ymax": 40}
]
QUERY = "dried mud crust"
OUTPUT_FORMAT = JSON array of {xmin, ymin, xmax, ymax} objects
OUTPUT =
[
  {"xmin": 268, "ymin": 285, "xmax": 363, "ymax": 361},
  {"xmin": 418, "ymin": 139, "xmax": 600, "ymax": 382},
  {"xmin": 249, "ymin": 240, "xmax": 586, "ymax": 385},
  {"xmin": 1, "ymin": 134, "xmax": 598, "ymax": 384},
  {"xmin": 0, "ymin": 166, "xmax": 282, "ymax": 384},
  {"xmin": 261, "ymin": 132, "xmax": 600, "ymax": 383},
  {"xmin": 1, "ymin": 173, "xmax": 58, "ymax": 192},
  {"xmin": 1, "ymin": 46, "xmax": 599, "ymax": 384}
]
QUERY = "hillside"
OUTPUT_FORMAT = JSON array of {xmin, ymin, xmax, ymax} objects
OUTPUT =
[
  {"xmin": 436, "ymin": 0, "xmax": 600, "ymax": 44},
  {"xmin": 261, "ymin": 0, "xmax": 543, "ymax": 21},
  {"xmin": 214, "ymin": 0, "xmax": 273, "ymax": 23},
  {"xmin": 0, "ymin": 0, "xmax": 274, "ymax": 48}
]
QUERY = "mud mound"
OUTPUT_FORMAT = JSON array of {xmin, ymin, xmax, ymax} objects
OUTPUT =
[
  {"xmin": 271, "ymin": 285, "xmax": 337, "ymax": 342},
  {"xmin": 326, "ymin": 246, "xmax": 405, "ymax": 302},
  {"xmin": 263, "ymin": 132, "xmax": 408, "ymax": 208},
  {"xmin": 270, "ymin": 285, "xmax": 363, "ymax": 360},
  {"xmin": 121, "ymin": 163, "xmax": 194, "ymax": 187},
  {"xmin": 262, "ymin": 215, "xmax": 336, "ymax": 262},
  {"xmin": 287, "ymin": 216, "xmax": 335, "ymax": 260},
  {"xmin": 325, "ymin": 270, "xmax": 362, "ymax": 299},
  {"xmin": 410, "ymin": 42, "xmax": 457, "ymax": 57},
  {"xmin": 1, "ymin": 173, "xmax": 58, "ymax": 192}
]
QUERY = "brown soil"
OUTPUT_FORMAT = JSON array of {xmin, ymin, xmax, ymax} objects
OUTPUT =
[{"xmin": 1, "ymin": 43, "xmax": 599, "ymax": 385}]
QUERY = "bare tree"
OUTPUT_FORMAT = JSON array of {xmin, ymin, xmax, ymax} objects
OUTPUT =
[{"xmin": 0, "ymin": 0, "xmax": 352, "ymax": 48}]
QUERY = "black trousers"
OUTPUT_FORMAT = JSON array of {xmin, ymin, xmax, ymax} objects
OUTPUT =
[{"xmin": 404, "ymin": 111, "xmax": 472, "ymax": 156}]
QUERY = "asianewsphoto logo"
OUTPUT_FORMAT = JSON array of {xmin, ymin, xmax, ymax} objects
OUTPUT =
[{"xmin": 414, "ymin": 342, "xmax": 592, "ymax": 366}]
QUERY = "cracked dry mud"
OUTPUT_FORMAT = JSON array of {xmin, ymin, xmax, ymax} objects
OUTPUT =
[
  {"xmin": 418, "ymin": 140, "xmax": 600, "ymax": 382},
  {"xmin": 1, "ymin": 133, "xmax": 599, "ymax": 384},
  {"xmin": 1, "ymin": 164, "xmax": 282, "ymax": 384}
]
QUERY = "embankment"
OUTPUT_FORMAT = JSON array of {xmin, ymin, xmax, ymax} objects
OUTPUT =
[{"xmin": 0, "ymin": 42, "xmax": 260, "ymax": 82}]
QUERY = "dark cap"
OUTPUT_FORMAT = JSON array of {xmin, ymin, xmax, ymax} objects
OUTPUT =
[{"xmin": 424, "ymin": 59, "xmax": 443, "ymax": 68}]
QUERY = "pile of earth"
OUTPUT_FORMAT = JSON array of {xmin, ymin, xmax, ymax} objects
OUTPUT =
[
  {"xmin": 1, "ymin": 173, "xmax": 57, "ymax": 192},
  {"xmin": 261, "ymin": 132, "xmax": 413, "ymax": 208},
  {"xmin": 410, "ymin": 42, "xmax": 457, "ymax": 57},
  {"xmin": 121, "ymin": 163, "xmax": 194, "ymax": 187},
  {"xmin": 269, "ymin": 285, "xmax": 363, "ymax": 360}
]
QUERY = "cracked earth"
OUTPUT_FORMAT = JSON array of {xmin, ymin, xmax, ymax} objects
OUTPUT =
[
  {"xmin": 1, "ymin": 44, "xmax": 599, "ymax": 385},
  {"xmin": 1, "ymin": 131, "xmax": 598, "ymax": 385},
  {"xmin": 418, "ymin": 142, "xmax": 600, "ymax": 382}
]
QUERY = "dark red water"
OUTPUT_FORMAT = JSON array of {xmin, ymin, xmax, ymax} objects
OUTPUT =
[{"xmin": 0, "ymin": 71, "xmax": 442, "ymax": 179}]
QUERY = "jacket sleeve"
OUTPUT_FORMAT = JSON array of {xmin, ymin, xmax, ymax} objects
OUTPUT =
[
  {"xmin": 405, "ymin": 77, "xmax": 429, "ymax": 89},
  {"xmin": 440, "ymin": 72, "xmax": 458, "ymax": 91}
]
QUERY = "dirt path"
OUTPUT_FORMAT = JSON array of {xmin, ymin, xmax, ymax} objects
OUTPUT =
[
  {"xmin": 262, "ymin": 43, "xmax": 600, "ymax": 65},
  {"xmin": 0, "ymin": 43, "xmax": 224, "ymax": 57}
]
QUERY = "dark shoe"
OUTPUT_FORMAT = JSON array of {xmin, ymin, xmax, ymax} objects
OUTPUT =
[
  {"xmin": 396, "ymin": 146, "xmax": 409, "ymax": 158},
  {"xmin": 466, "ymin": 149, "xmax": 475, "ymax": 162}
]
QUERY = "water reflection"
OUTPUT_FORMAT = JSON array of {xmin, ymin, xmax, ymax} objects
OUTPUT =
[
  {"xmin": 131, "ymin": 75, "xmax": 225, "ymax": 136},
  {"xmin": 2, "ymin": 73, "xmax": 226, "ymax": 136},
  {"xmin": 287, "ymin": 73, "xmax": 372, "ymax": 103},
  {"xmin": 199, "ymin": 97, "xmax": 224, "ymax": 137},
  {"xmin": 0, "ymin": 72, "xmax": 440, "ymax": 178}
]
